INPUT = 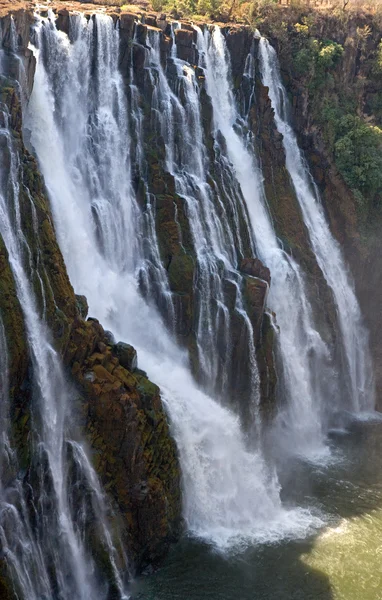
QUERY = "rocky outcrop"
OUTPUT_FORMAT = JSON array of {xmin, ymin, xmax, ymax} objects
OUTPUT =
[
  {"xmin": 224, "ymin": 25, "xmax": 253, "ymax": 87},
  {"xmin": 175, "ymin": 28, "xmax": 196, "ymax": 63},
  {"xmin": 240, "ymin": 257, "xmax": 271, "ymax": 285},
  {"xmin": 0, "ymin": 7, "xmax": 36, "ymax": 97},
  {"xmin": 66, "ymin": 317, "xmax": 182, "ymax": 568}
]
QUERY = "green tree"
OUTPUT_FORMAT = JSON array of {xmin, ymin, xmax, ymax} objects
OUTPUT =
[{"xmin": 335, "ymin": 115, "xmax": 382, "ymax": 202}]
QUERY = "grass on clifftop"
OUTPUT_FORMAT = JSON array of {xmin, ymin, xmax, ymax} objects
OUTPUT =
[
  {"xmin": 255, "ymin": 1, "xmax": 382, "ymax": 218},
  {"xmin": 123, "ymin": 0, "xmax": 382, "ymax": 25}
]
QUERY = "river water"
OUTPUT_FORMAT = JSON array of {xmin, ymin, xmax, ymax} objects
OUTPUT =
[{"xmin": 132, "ymin": 418, "xmax": 382, "ymax": 600}]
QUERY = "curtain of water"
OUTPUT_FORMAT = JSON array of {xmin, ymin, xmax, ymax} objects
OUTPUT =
[
  {"xmin": 196, "ymin": 26, "xmax": 337, "ymax": 459},
  {"xmin": 0, "ymin": 51, "xmax": 128, "ymax": 600},
  {"xmin": 144, "ymin": 29, "xmax": 261, "ymax": 412},
  {"xmin": 258, "ymin": 38, "xmax": 375, "ymax": 415},
  {"xmin": 26, "ymin": 12, "xmax": 320, "ymax": 549}
]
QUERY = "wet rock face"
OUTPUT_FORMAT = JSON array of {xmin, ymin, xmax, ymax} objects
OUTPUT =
[
  {"xmin": 66, "ymin": 317, "xmax": 182, "ymax": 570},
  {"xmin": 224, "ymin": 26, "xmax": 253, "ymax": 86},
  {"xmin": 241, "ymin": 257, "xmax": 271, "ymax": 286},
  {"xmin": 75, "ymin": 294, "xmax": 89, "ymax": 319},
  {"xmin": 56, "ymin": 8, "xmax": 70, "ymax": 35},
  {"xmin": 115, "ymin": 15, "xmax": 279, "ymax": 409},
  {"xmin": 175, "ymin": 28, "xmax": 196, "ymax": 63},
  {"xmin": 0, "ymin": 9, "xmax": 36, "ymax": 98},
  {"xmin": 113, "ymin": 341, "xmax": 138, "ymax": 371}
]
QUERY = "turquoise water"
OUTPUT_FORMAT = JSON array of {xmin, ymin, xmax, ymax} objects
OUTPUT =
[{"xmin": 132, "ymin": 419, "xmax": 382, "ymax": 599}]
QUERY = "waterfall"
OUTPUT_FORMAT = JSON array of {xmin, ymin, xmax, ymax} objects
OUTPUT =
[
  {"xmin": 197, "ymin": 26, "xmax": 336, "ymax": 458},
  {"xmin": 258, "ymin": 38, "xmax": 375, "ymax": 415},
  {"xmin": 25, "ymin": 12, "xmax": 321, "ymax": 549},
  {"xmin": 0, "ymin": 47, "xmax": 128, "ymax": 600},
  {"xmin": 0, "ymin": 28, "xmax": 127, "ymax": 600},
  {"xmin": 144, "ymin": 29, "xmax": 260, "ymax": 410}
]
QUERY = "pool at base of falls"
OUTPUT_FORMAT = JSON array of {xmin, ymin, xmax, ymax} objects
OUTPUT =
[{"xmin": 132, "ymin": 418, "xmax": 382, "ymax": 600}]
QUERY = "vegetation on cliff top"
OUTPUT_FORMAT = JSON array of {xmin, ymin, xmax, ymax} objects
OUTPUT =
[
  {"xmin": 138, "ymin": 0, "xmax": 382, "ymax": 25},
  {"xmin": 249, "ymin": 2, "xmax": 382, "ymax": 219}
]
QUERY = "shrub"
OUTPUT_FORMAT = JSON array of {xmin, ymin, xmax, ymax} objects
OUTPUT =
[{"xmin": 335, "ymin": 116, "xmax": 382, "ymax": 202}]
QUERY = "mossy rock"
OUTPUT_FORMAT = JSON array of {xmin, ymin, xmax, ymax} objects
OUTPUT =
[
  {"xmin": 113, "ymin": 342, "xmax": 137, "ymax": 371},
  {"xmin": 167, "ymin": 253, "xmax": 195, "ymax": 296},
  {"xmin": 0, "ymin": 561, "xmax": 15, "ymax": 600},
  {"xmin": 256, "ymin": 311, "xmax": 278, "ymax": 415},
  {"xmin": 0, "ymin": 234, "xmax": 28, "ymax": 398}
]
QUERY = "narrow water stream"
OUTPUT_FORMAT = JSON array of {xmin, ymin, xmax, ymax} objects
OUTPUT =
[{"xmin": 133, "ymin": 419, "xmax": 382, "ymax": 600}]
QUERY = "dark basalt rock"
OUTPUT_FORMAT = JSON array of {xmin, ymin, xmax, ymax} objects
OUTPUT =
[
  {"xmin": 241, "ymin": 257, "xmax": 271, "ymax": 286},
  {"xmin": 56, "ymin": 8, "xmax": 70, "ymax": 36},
  {"xmin": 175, "ymin": 28, "xmax": 196, "ymax": 63},
  {"xmin": 242, "ymin": 275, "xmax": 268, "ymax": 346},
  {"xmin": 136, "ymin": 22, "xmax": 148, "ymax": 46},
  {"xmin": 224, "ymin": 27, "xmax": 253, "ymax": 87},
  {"xmin": 75, "ymin": 294, "xmax": 89, "ymax": 319},
  {"xmin": 113, "ymin": 341, "xmax": 138, "ymax": 371},
  {"xmin": 143, "ymin": 15, "xmax": 157, "ymax": 27}
]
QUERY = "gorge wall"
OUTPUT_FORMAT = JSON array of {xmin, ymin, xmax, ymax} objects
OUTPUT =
[{"xmin": 0, "ymin": 1, "xmax": 380, "ymax": 598}]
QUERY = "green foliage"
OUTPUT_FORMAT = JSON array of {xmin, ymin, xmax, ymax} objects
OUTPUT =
[
  {"xmin": 334, "ymin": 116, "xmax": 382, "ymax": 201},
  {"xmin": 316, "ymin": 97, "xmax": 382, "ymax": 205},
  {"xmin": 294, "ymin": 22, "xmax": 309, "ymax": 35},
  {"xmin": 153, "ymin": 0, "xmax": 247, "ymax": 18},
  {"xmin": 294, "ymin": 46, "xmax": 313, "ymax": 75},
  {"xmin": 293, "ymin": 37, "xmax": 344, "ymax": 85},
  {"xmin": 150, "ymin": 0, "xmax": 164, "ymax": 10},
  {"xmin": 196, "ymin": 0, "xmax": 222, "ymax": 16},
  {"xmin": 317, "ymin": 39, "xmax": 344, "ymax": 67},
  {"xmin": 288, "ymin": 22, "xmax": 382, "ymax": 209},
  {"xmin": 372, "ymin": 40, "xmax": 382, "ymax": 75},
  {"xmin": 251, "ymin": 0, "xmax": 277, "ymax": 11},
  {"xmin": 248, "ymin": 0, "xmax": 279, "ymax": 25}
]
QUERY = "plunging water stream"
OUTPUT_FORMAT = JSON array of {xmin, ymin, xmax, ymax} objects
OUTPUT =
[
  {"xmin": 258, "ymin": 38, "xmax": 375, "ymax": 416},
  {"xmin": 0, "ymin": 100, "xmax": 128, "ymax": 598},
  {"xmin": 196, "ymin": 26, "xmax": 336, "ymax": 458}
]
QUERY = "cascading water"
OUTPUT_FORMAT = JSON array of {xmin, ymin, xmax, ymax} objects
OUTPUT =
[
  {"xmin": 258, "ymin": 38, "xmax": 375, "ymax": 416},
  {"xmin": 197, "ymin": 26, "xmax": 336, "ymax": 458},
  {"xmin": 0, "ymin": 54, "xmax": 128, "ymax": 600},
  {"xmin": 145, "ymin": 29, "xmax": 260, "ymax": 410},
  {"xmin": 26, "ymin": 11, "xmax": 321, "ymax": 549}
]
